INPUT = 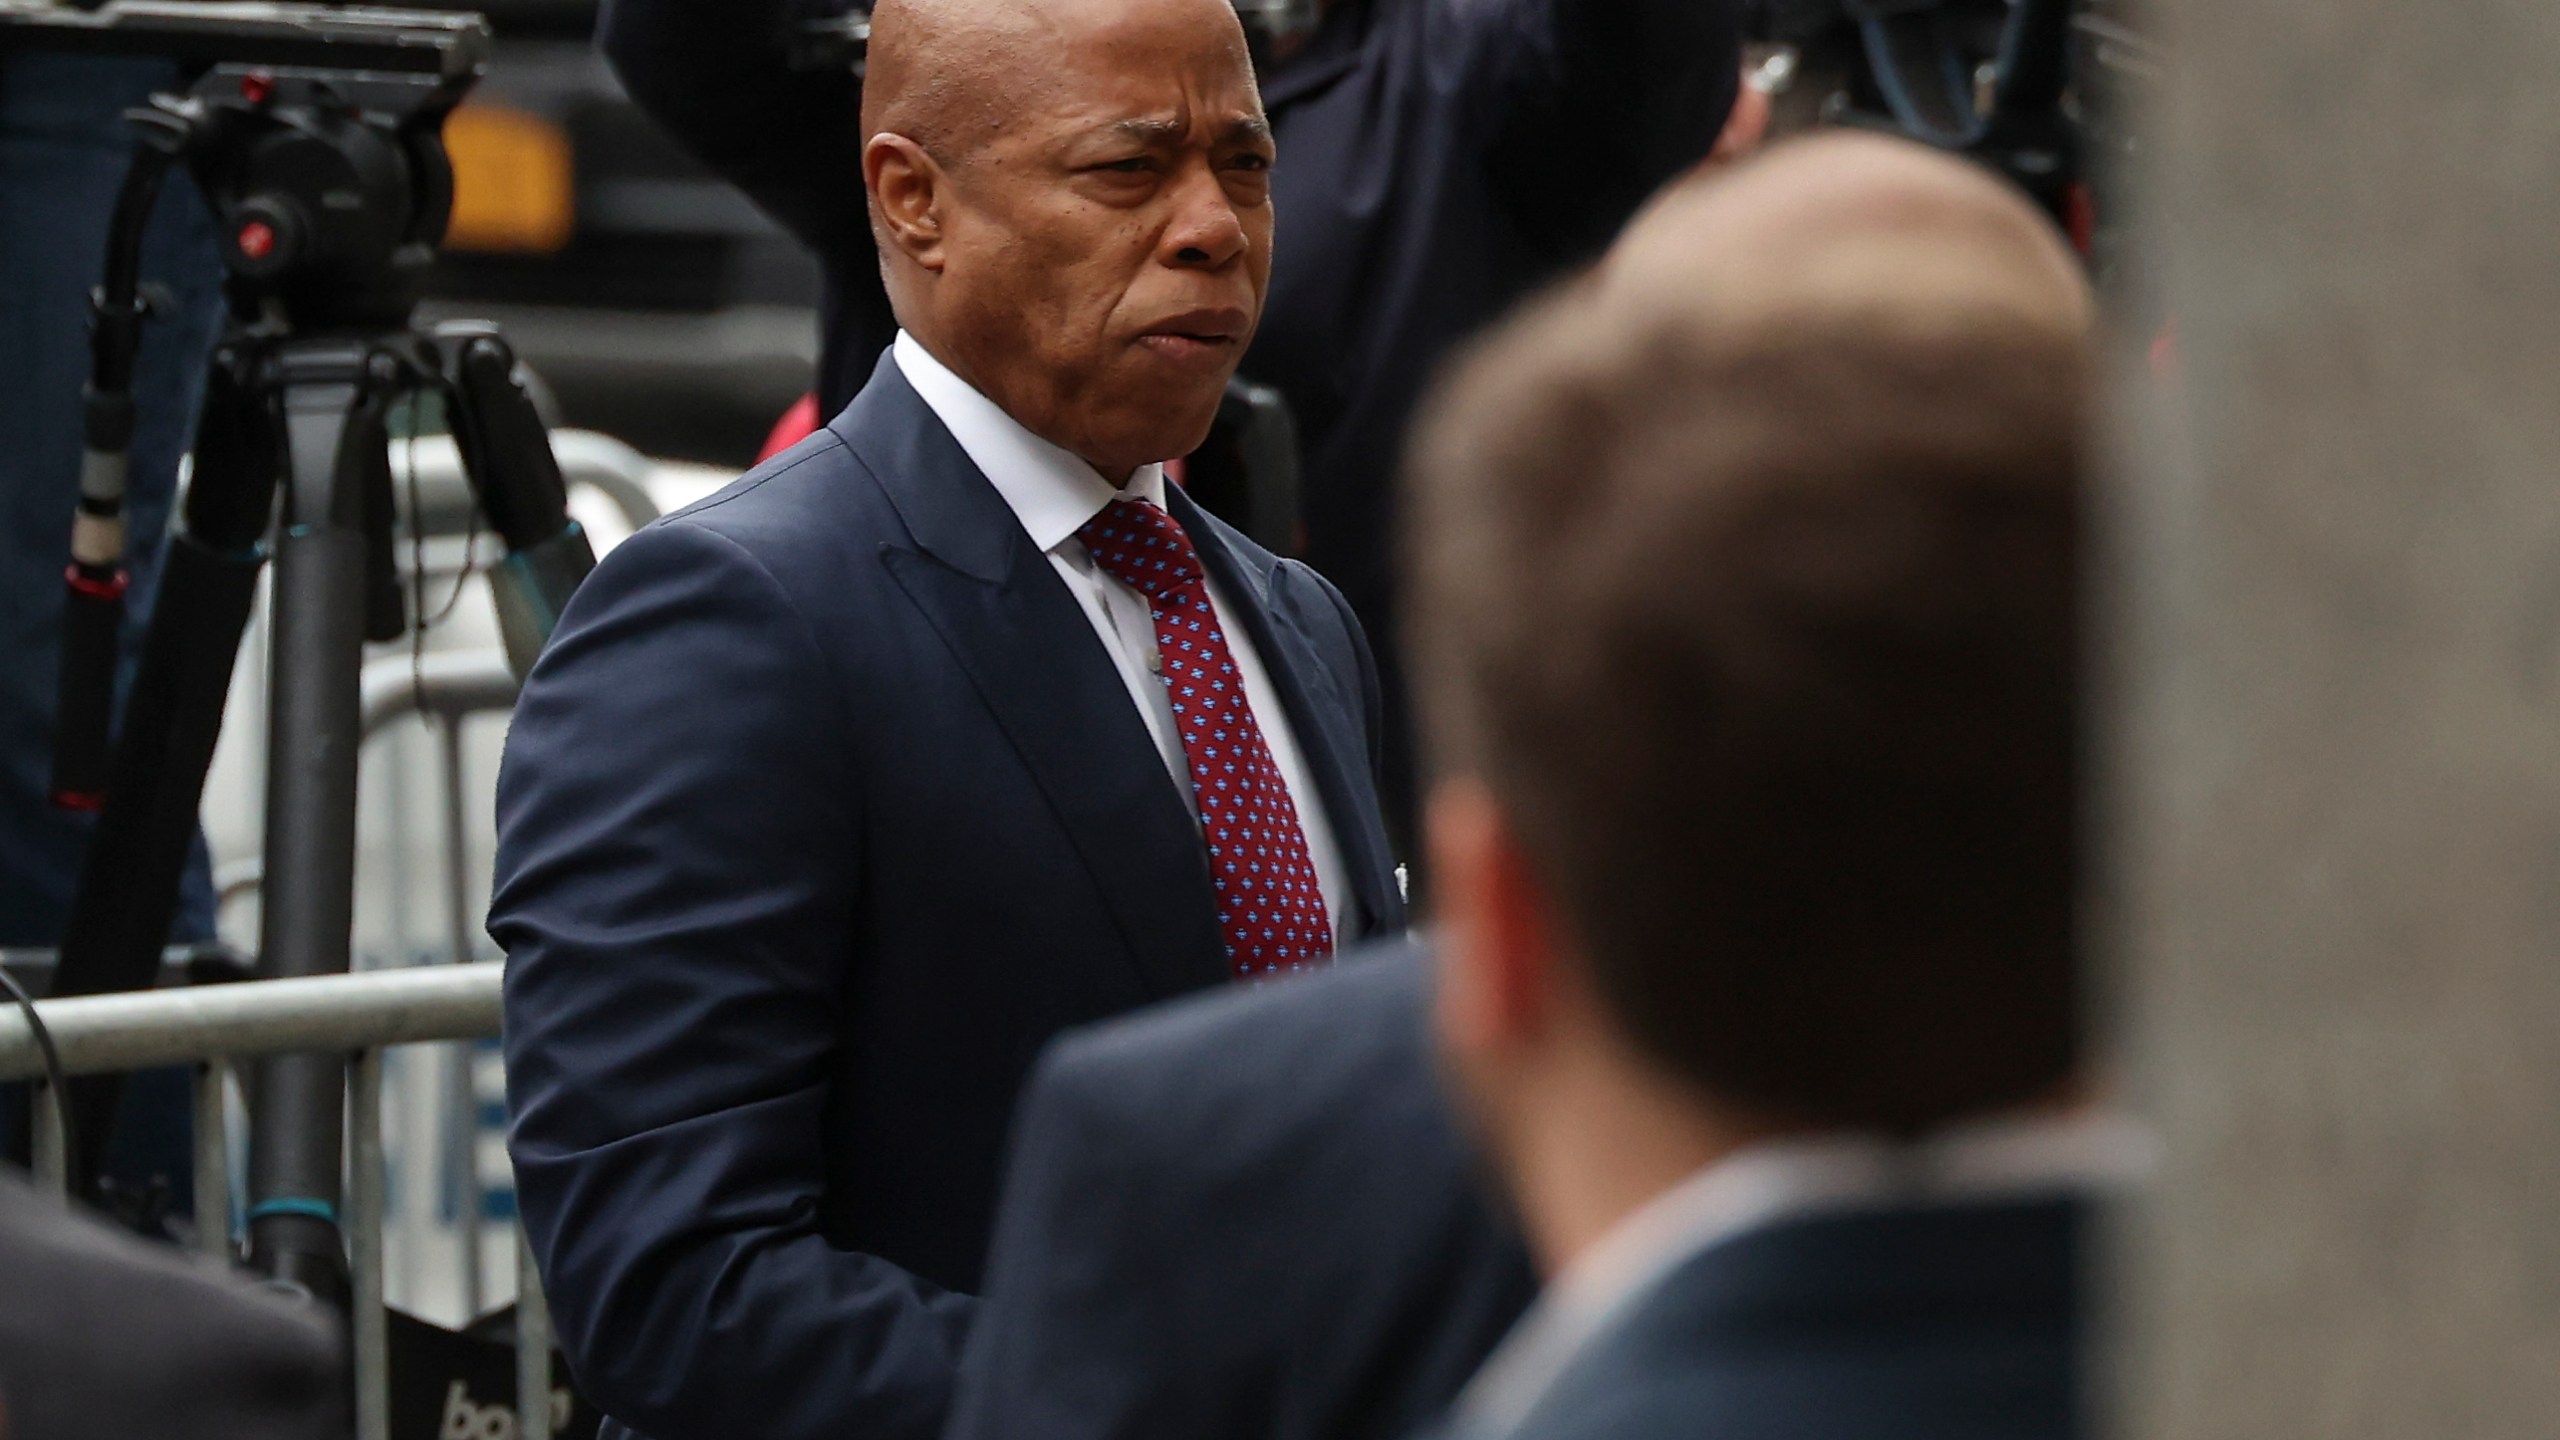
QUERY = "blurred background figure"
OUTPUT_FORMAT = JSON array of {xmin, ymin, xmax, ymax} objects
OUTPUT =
[
  {"xmin": 0, "ymin": 55, "xmax": 223, "ymax": 967},
  {"xmin": 0, "ymin": 46, "xmax": 228, "ymax": 1227},
  {"xmin": 591, "ymin": 0, "xmax": 1745, "ymax": 846},
  {"xmin": 1407, "ymin": 132, "xmax": 2131, "ymax": 1440},
  {"xmin": 0, "ymin": 1168, "xmax": 344, "ymax": 1440}
]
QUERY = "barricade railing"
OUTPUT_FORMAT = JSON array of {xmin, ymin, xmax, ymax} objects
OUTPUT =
[{"xmin": 0, "ymin": 962, "xmax": 545, "ymax": 1440}]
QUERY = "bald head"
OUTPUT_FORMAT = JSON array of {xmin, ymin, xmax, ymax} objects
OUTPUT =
[
  {"xmin": 865, "ymin": 0, "xmax": 1251, "ymax": 160},
  {"xmin": 1414, "ymin": 131, "xmax": 2092, "ymax": 1147},
  {"xmin": 860, "ymin": 0, "xmax": 1272, "ymax": 479}
]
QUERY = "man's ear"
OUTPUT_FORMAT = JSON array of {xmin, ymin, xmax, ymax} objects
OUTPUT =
[
  {"xmin": 1427, "ymin": 776, "xmax": 1566, "ymax": 1061},
  {"xmin": 865, "ymin": 132, "xmax": 949, "ymax": 271}
]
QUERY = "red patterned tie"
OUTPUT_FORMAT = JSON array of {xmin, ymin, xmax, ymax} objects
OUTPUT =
[{"xmin": 1076, "ymin": 497, "xmax": 1333, "ymax": 979}]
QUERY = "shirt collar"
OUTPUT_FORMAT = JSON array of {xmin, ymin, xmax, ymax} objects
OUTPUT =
[
  {"xmin": 892, "ymin": 329, "xmax": 1168, "ymax": 554},
  {"xmin": 1453, "ymin": 1110, "xmax": 2154, "ymax": 1440}
]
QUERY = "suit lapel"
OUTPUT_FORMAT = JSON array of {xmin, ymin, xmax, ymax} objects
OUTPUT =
[
  {"xmin": 1170, "ymin": 488, "xmax": 1399, "ymax": 940},
  {"xmin": 831, "ymin": 359, "xmax": 1228, "ymax": 999}
]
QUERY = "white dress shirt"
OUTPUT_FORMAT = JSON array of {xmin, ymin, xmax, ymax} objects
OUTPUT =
[
  {"xmin": 892, "ymin": 331, "xmax": 1349, "ymax": 941},
  {"xmin": 1452, "ymin": 1110, "xmax": 2156, "ymax": 1440}
]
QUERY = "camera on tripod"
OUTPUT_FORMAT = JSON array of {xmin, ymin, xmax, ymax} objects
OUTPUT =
[{"xmin": 0, "ymin": 0, "xmax": 595, "ymax": 1299}]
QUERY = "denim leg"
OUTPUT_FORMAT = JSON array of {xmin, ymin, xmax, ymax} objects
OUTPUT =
[
  {"xmin": 0, "ymin": 53, "xmax": 226, "ymax": 949},
  {"xmin": 0, "ymin": 55, "xmax": 230, "ymax": 1221}
]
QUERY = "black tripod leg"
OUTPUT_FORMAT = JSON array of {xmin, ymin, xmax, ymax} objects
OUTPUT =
[
  {"xmin": 243, "ymin": 343, "xmax": 394, "ymax": 1304},
  {"xmin": 434, "ymin": 323, "xmax": 593, "ymax": 673},
  {"xmin": 53, "ymin": 344, "xmax": 279, "ymax": 1202}
]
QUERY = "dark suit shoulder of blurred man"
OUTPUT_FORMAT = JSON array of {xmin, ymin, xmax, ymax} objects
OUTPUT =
[
  {"xmin": 495, "ymin": 2, "xmax": 1401, "ymax": 1439},
  {"xmin": 1403, "ymin": 132, "xmax": 2136, "ymax": 1440},
  {"xmin": 595, "ymin": 0, "xmax": 1742, "ymax": 842},
  {"xmin": 0, "ymin": 1173, "xmax": 343, "ymax": 1440},
  {"xmin": 946, "ymin": 937, "xmax": 1535, "ymax": 1440}
]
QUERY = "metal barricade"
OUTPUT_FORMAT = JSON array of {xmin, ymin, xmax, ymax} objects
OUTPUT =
[
  {"xmin": 0, "ymin": 963, "xmax": 552, "ymax": 1440},
  {"xmin": 362, "ymin": 646, "xmax": 521, "ymax": 1324}
]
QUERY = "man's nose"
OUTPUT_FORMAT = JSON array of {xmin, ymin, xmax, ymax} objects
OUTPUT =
[{"xmin": 1162, "ymin": 165, "xmax": 1251, "ymax": 270}]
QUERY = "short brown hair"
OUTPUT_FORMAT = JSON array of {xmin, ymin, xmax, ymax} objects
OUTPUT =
[{"xmin": 1406, "ymin": 229, "xmax": 2088, "ymax": 1134}]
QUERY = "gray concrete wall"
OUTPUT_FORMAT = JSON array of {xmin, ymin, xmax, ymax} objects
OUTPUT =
[{"xmin": 2106, "ymin": 5, "xmax": 2560, "ymax": 1437}]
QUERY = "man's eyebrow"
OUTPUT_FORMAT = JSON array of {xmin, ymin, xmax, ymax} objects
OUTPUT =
[
  {"xmin": 1104, "ymin": 114, "xmax": 1275, "ymax": 146},
  {"xmin": 1221, "ymin": 114, "xmax": 1275, "ymax": 146},
  {"xmin": 1110, "ymin": 116, "xmax": 1192, "ymax": 145}
]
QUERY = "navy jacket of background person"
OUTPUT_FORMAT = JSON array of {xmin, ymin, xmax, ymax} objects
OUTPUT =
[
  {"xmin": 1471, "ymin": 1197, "xmax": 2088, "ymax": 1440},
  {"xmin": 0, "ymin": 1171, "xmax": 346, "ymax": 1440},
  {"xmin": 596, "ymin": 0, "xmax": 1740, "ymax": 820},
  {"xmin": 947, "ymin": 938, "xmax": 1535, "ymax": 1440},
  {"xmin": 490, "ymin": 354, "xmax": 1406, "ymax": 1440}
]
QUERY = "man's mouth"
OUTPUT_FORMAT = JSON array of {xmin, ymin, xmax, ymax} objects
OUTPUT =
[{"xmin": 1137, "ymin": 308, "xmax": 1252, "ymax": 363}]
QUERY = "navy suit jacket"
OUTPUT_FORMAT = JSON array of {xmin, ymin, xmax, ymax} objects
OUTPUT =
[
  {"xmin": 1486, "ymin": 1197, "xmax": 2087, "ymax": 1440},
  {"xmin": 492, "ymin": 352, "xmax": 1404, "ymax": 1440},
  {"xmin": 946, "ymin": 937, "xmax": 1536, "ymax": 1440}
]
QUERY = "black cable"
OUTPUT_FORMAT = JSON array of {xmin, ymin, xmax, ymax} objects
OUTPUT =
[
  {"xmin": 405, "ymin": 394, "xmax": 489, "ymax": 711},
  {"xmin": 0, "ymin": 966, "xmax": 77, "ymax": 1178}
]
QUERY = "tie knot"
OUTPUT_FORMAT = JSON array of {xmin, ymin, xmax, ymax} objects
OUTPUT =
[{"xmin": 1076, "ymin": 497, "xmax": 1204, "ymax": 600}]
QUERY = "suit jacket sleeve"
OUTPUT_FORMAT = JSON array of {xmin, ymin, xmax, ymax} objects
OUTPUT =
[
  {"xmin": 1449, "ymin": 0, "xmax": 1743, "ymax": 255},
  {"xmin": 494, "ymin": 519, "xmax": 974, "ymax": 1440}
]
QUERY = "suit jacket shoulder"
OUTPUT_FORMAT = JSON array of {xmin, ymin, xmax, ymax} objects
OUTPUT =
[
  {"xmin": 948, "ymin": 939, "xmax": 1533, "ymax": 1440},
  {"xmin": 1505, "ymin": 1198, "xmax": 2086, "ymax": 1440},
  {"xmin": 0, "ymin": 1177, "xmax": 343, "ymax": 1440}
]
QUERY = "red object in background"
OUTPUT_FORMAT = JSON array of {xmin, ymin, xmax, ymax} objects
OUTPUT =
[
  {"xmin": 2150, "ymin": 318, "xmax": 2178, "ymax": 376},
  {"xmin": 758, "ymin": 392, "xmax": 821, "ymax": 462},
  {"xmin": 237, "ymin": 220, "xmax": 277, "ymax": 261},
  {"xmin": 2063, "ymin": 182, "xmax": 2098, "ymax": 258}
]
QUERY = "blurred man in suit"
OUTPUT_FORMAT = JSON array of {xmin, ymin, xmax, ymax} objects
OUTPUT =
[
  {"xmin": 942, "ymin": 126, "xmax": 2111, "ymax": 1440},
  {"xmin": 1408, "ymin": 132, "xmax": 2133, "ymax": 1440},
  {"xmin": 0, "ymin": 1171, "xmax": 342, "ymax": 1440},
  {"xmin": 493, "ymin": 1, "xmax": 1401, "ymax": 1438},
  {"xmin": 947, "ymin": 937, "xmax": 1534, "ymax": 1440}
]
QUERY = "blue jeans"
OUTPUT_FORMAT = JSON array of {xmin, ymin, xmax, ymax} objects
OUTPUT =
[
  {"xmin": 0, "ymin": 53, "xmax": 225, "ymax": 947},
  {"xmin": 1, "ymin": 54, "xmax": 228, "ymax": 1213}
]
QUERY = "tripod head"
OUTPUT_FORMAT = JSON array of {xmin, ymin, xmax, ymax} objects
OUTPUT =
[
  {"xmin": 0, "ymin": 2, "xmax": 490, "ymax": 329},
  {"xmin": 21, "ymin": 4, "xmax": 500, "ymax": 814}
]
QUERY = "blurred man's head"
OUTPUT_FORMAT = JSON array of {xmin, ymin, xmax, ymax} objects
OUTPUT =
[
  {"xmin": 862, "ymin": 0, "xmax": 1274, "ymax": 480},
  {"xmin": 1406, "ymin": 133, "xmax": 2094, "ymax": 1271}
]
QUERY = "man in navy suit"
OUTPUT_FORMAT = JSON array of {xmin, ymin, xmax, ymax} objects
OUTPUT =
[
  {"xmin": 490, "ymin": 1, "xmax": 1402, "ymax": 1437},
  {"xmin": 1401, "ymin": 133, "xmax": 2136, "ymax": 1440},
  {"xmin": 946, "ymin": 936, "xmax": 1535, "ymax": 1440}
]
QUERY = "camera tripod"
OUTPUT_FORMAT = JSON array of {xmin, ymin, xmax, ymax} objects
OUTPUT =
[{"xmin": 22, "ymin": 4, "xmax": 593, "ymax": 1305}]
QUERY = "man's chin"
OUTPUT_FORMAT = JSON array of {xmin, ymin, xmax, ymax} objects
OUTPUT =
[{"xmin": 1098, "ymin": 400, "xmax": 1227, "ymax": 474}]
